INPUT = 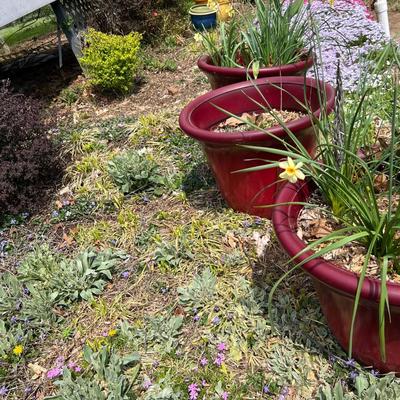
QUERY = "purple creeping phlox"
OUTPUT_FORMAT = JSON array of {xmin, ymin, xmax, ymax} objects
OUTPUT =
[
  {"xmin": 200, "ymin": 357, "xmax": 208, "ymax": 367},
  {"xmin": 304, "ymin": 0, "xmax": 387, "ymax": 91},
  {"xmin": 214, "ymin": 352, "xmax": 225, "ymax": 367},
  {"xmin": 221, "ymin": 391, "xmax": 229, "ymax": 400},
  {"xmin": 47, "ymin": 367, "xmax": 63, "ymax": 379},
  {"xmin": 217, "ymin": 342, "xmax": 227, "ymax": 352},
  {"xmin": 188, "ymin": 383, "xmax": 200, "ymax": 400},
  {"xmin": 143, "ymin": 378, "xmax": 152, "ymax": 390}
]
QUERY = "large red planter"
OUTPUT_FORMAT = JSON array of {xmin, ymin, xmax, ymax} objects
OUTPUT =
[
  {"xmin": 179, "ymin": 76, "xmax": 335, "ymax": 219},
  {"xmin": 272, "ymin": 181, "xmax": 400, "ymax": 372},
  {"xmin": 198, "ymin": 54, "xmax": 314, "ymax": 89}
]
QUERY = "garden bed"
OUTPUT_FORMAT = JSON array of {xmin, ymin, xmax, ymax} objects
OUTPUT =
[{"xmin": 1, "ymin": 1, "xmax": 400, "ymax": 399}]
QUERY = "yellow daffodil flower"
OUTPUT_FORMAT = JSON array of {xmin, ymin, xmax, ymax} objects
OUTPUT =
[
  {"xmin": 13, "ymin": 345, "xmax": 24, "ymax": 356},
  {"xmin": 279, "ymin": 157, "xmax": 305, "ymax": 183},
  {"xmin": 108, "ymin": 329, "xmax": 118, "ymax": 337}
]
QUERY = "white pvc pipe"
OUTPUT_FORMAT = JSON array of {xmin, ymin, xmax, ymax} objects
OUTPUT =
[{"xmin": 375, "ymin": 0, "xmax": 391, "ymax": 38}]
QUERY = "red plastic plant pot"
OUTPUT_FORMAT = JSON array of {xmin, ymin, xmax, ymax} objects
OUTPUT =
[
  {"xmin": 198, "ymin": 54, "xmax": 314, "ymax": 90},
  {"xmin": 272, "ymin": 181, "xmax": 400, "ymax": 372},
  {"xmin": 179, "ymin": 76, "xmax": 335, "ymax": 219}
]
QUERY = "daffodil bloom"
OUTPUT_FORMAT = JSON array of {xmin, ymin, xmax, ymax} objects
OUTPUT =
[
  {"xmin": 279, "ymin": 157, "xmax": 305, "ymax": 183},
  {"xmin": 13, "ymin": 345, "xmax": 23, "ymax": 356}
]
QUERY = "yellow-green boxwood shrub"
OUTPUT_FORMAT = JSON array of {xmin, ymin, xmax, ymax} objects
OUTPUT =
[{"xmin": 80, "ymin": 29, "xmax": 142, "ymax": 94}]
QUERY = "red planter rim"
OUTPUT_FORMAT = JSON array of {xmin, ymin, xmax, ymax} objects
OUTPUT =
[
  {"xmin": 179, "ymin": 76, "xmax": 335, "ymax": 144},
  {"xmin": 197, "ymin": 54, "xmax": 314, "ymax": 78},
  {"xmin": 272, "ymin": 181, "xmax": 400, "ymax": 305}
]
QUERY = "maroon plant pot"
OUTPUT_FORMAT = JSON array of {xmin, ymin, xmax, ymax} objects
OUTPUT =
[
  {"xmin": 179, "ymin": 76, "xmax": 335, "ymax": 219},
  {"xmin": 272, "ymin": 181, "xmax": 400, "ymax": 372},
  {"xmin": 198, "ymin": 54, "xmax": 314, "ymax": 89}
]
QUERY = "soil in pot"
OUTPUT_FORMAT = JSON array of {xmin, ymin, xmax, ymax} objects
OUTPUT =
[
  {"xmin": 297, "ymin": 191, "xmax": 400, "ymax": 282},
  {"xmin": 213, "ymin": 110, "xmax": 306, "ymax": 133}
]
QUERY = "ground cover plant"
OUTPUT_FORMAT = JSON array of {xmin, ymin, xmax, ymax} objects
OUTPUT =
[{"xmin": 2, "ymin": 0, "xmax": 400, "ymax": 399}]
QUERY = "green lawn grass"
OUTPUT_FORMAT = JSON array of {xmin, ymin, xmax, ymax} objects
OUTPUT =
[{"xmin": 0, "ymin": 16, "xmax": 57, "ymax": 47}]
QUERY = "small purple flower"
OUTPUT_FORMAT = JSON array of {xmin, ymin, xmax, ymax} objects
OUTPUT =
[
  {"xmin": 10, "ymin": 315, "xmax": 17, "ymax": 324},
  {"xmin": 242, "ymin": 220, "xmax": 251, "ymax": 228},
  {"xmin": 345, "ymin": 358, "xmax": 356, "ymax": 368},
  {"xmin": 214, "ymin": 352, "xmax": 225, "ymax": 367},
  {"xmin": 214, "ymin": 306, "xmax": 220, "ymax": 312},
  {"xmin": 47, "ymin": 367, "xmax": 63, "ymax": 379},
  {"xmin": 349, "ymin": 370, "xmax": 358, "ymax": 380},
  {"xmin": 51, "ymin": 211, "xmax": 59, "ymax": 218},
  {"xmin": 371, "ymin": 369, "xmax": 379, "ymax": 377},
  {"xmin": 55, "ymin": 356, "xmax": 65, "ymax": 367},
  {"xmin": 0, "ymin": 386, "xmax": 8, "ymax": 396},
  {"xmin": 188, "ymin": 383, "xmax": 200, "ymax": 400},
  {"xmin": 143, "ymin": 379, "xmax": 152, "ymax": 390},
  {"xmin": 23, "ymin": 287, "xmax": 30, "ymax": 295},
  {"xmin": 202, "ymin": 379, "xmax": 207, "ymax": 387},
  {"xmin": 121, "ymin": 271, "xmax": 130, "ymax": 278},
  {"xmin": 221, "ymin": 392, "xmax": 229, "ymax": 400},
  {"xmin": 328, "ymin": 354, "xmax": 336, "ymax": 364},
  {"xmin": 227, "ymin": 312, "xmax": 234, "ymax": 321},
  {"xmin": 67, "ymin": 361, "xmax": 81, "ymax": 372},
  {"xmin": 152, "ymin": 360, "xmax": 159, "ymax": 368},
  {"xmin": 24, "ymin": 387, "xmax": 32, "ymax": 394},
  {"xmin": 217, "ymin": 342, "xmax": 227, "ymax": 352},
  {"xmin": 200, "ymin": 357, "xmax": 208, "ymax": 367},
  {"xmin": 194, "ymin": 314, "xmax": 200, "ymax": 322},
  {"xmin": 278, "ymin": 386, "xmax": 289, "ymax": 400},
  {"xmin": 254, "ymin": 217, "xmax": 262, "ymax": 225},
  {"xmin": 212, "ymin": 316, "xmax": 220, "ymax": 325},
  {"xmin": 263, "ymin": 384, "xmax": 270, "ymax": 394}
]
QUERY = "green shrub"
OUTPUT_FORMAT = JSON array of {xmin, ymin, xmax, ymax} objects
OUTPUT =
[{"xmin": 80, "ymin": 29, "xmax": 142, "ymax": 94}]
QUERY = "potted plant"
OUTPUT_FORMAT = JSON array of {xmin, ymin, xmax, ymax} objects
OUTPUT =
[
  {"xmin": 179, "ymin": 76, "xmax": 335, "ymax": 218},
  {"xmin": 197, "ymin": 0, "xmax": 313, "ymax": 89},
  {"xmin": 248, "ymin": 47, "xmax": 400, "ymax": 371}
]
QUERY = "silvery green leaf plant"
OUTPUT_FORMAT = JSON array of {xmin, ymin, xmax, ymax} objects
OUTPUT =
[{"xmin": 46, "ymin": 346, "xmax": 140, "ymax": 400}]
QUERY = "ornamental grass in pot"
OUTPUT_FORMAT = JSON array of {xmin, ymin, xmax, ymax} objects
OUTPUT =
[
  {"xmin": 244, "ymin": 45, "xmax": 400, "ymax": 371},
  {"xmin": 197, "ymin": 0, "xmax": 313, "ymax": 89},
  {"xmin": 179, "ymin": 75, "xmax": 335, "ymax": 218}
]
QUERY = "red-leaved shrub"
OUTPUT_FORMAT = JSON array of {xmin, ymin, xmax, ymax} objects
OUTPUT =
[{"xmin": 0, "ymin": 82, "xmax": 62, "ymax": 215}]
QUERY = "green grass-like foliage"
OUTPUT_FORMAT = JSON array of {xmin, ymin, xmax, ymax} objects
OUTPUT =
[
  {"xmin": 81, "ymin": 29, "xmax": 142, "ymax": 94},
  {"xmin": 46, "ymin": 346, "xmax": 140, "ymax": 400},
  {"xmin": 200, "ymin": 0, "xmax": 308, "ymax": 68},
  {"xmin": 108, "ymin": 150, "xmax": 163, "ymax": 194}
]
